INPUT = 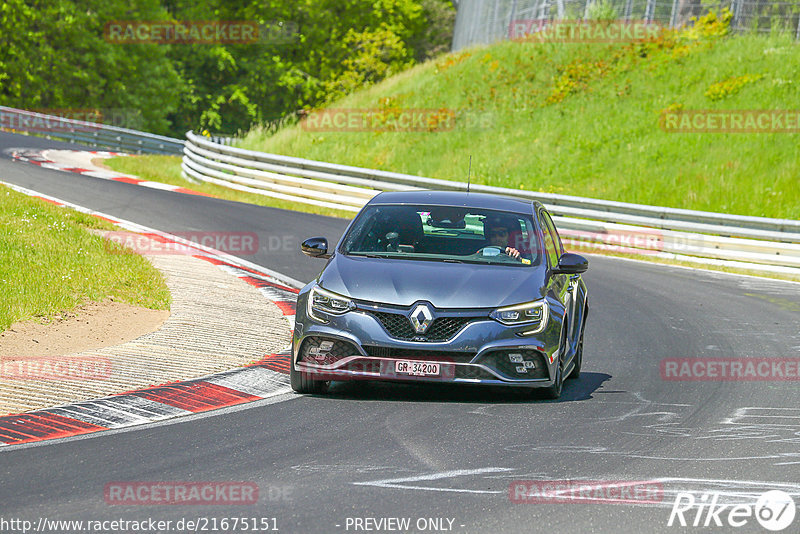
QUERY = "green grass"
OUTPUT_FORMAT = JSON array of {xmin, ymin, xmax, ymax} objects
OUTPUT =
[
  {"xmin": 238, "ymin": 22, "xmax": 800, "ymax": 220},
  {"xmin": 103, "ymin": 155, "xmax": 353, "ymax": 219},
  {"xmin": 0, "ymin": 186, "xmax": 170, "ymax": 331}
]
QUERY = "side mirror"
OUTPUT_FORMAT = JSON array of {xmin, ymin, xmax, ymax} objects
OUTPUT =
[
  {"xmin": 301, "ymin": 237, "xmax": 331, "ymax": 259},
  {"xmin": 553, "ymin": 252, "xmax": 588, "ymax": 274}
]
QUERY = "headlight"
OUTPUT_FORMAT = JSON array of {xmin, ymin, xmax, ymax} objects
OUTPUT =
[
  {"xmin": 307, "ymin": 285, "xmax": 355, "ymax": 323},
  {"xmin": 490, "ymin": 299, "xmax": 549, "ymax": 333}
]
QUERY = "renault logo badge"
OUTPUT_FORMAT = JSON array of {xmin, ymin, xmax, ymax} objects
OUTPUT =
[{"xmin": 409, "ymin": 304, "xmax": 434, "ymax": 334}]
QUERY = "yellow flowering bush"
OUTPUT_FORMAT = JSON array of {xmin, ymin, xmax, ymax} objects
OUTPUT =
[{"xmin": 705, "ymin": 74, "xmax": 764, "ymax": 100}]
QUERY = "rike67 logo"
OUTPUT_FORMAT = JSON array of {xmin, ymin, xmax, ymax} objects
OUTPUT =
[{"xmin": 668, "ymin": 490, "xmax": 796, "ymax": 531}]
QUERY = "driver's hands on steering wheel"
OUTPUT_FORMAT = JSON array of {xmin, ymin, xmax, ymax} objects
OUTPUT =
[{"xmin": 477, "ymin": 245, "xmax": 522, "ymax": 260}]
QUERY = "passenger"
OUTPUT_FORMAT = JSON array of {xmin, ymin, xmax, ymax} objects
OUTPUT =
[{"xmin": 384, "ymin": 208, "xmax": 424, "ymax": 252}]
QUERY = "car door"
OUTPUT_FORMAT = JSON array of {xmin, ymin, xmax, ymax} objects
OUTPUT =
[{"xmin": 539, "ymin": 209, "xmax": 576, "ymax": 353}]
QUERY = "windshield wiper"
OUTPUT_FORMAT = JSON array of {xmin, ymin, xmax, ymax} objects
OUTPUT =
[{"xmin": 353, "ymin": 253, "xmax": 387, "ymax": 258}]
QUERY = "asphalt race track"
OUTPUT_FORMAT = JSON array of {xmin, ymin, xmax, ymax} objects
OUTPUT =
[{"xmin": 1, "ymin": 131, "xmax": 799, "ymax": 533}]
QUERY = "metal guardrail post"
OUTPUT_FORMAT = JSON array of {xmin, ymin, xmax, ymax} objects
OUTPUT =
[
  {"xmin": 509, "ymin": 0, "xmax": 519, "ymax": 31},
  {"xmin": 645, "ymin": 0, "xmax": 655, "ymax": 23},
  {"xmin": 730, "ymin": 0, "xmax": 741, "ymax": 30},
  {"xmin": 669, "ymin": 0, "xmax": 679, "ymax": 27},
  {"xmin": 796, "ymin": 11, "xmax": 800, "ymax": 40}
]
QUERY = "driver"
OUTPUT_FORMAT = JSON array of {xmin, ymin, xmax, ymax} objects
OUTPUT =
[{"xmin": 481, "ymin": 216, "xmax": 521, "ymax": 259}]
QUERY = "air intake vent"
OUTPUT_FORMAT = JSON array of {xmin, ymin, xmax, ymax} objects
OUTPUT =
[
  {"xmin": 480, "ymin": 349, "xmax": 548, "ymax": 379},
  {"xmin": 299, "ymin": 337, "xmax": 359, "ymax": 365}
]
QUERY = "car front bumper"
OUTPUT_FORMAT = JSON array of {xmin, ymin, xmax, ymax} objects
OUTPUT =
[{"xmin": 291, "ymin": 296, "xmax": 563, "ymax": 388}]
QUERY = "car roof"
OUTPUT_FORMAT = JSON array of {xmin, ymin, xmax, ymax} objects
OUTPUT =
[{"xmin": 367, "ymin": 190, "xmax": 542, "ymax": 214}]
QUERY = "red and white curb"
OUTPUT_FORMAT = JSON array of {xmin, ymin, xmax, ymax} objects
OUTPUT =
[
  {"xmin": 8, "ymin": 148, "xmax": 215, "ymax": 197},
  {"xmin": 0, "ymin": 180, "xmax": 301, "ymax": 447}
]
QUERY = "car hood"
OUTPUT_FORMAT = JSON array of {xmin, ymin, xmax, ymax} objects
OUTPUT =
[{"xmin": 318, "ymin": 254, "xmax": 545, "ymax": 309}]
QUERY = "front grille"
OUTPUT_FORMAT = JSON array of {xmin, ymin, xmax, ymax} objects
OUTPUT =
[
  {"xmin": 427, "ymin": 316, "xmax": 481, "ymax": 341},
  {"xmin": 480, "ymin": 349, "xmax": 548, "ymax": 379},
  {"xmin": 299, "ymin": 336, "xmax": 360, "ymax": 365},
  {"xmin": 371, "ymin": 311, "xmax": 482, "ymax": 342},
  {"xmin": 363, "ymin": 346, "xmax": 476, "ymax": 363},
  {"xmin": 372, "ymin": 312, "xmax": 416, "ymax": 339}
]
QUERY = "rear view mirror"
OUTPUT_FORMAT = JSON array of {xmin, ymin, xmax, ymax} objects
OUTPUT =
[
  {"xmin": 301, "ymin": 237, "xmax": 330, "ymax": 259},
  {"xmin": 553, "ymin": 252, "xmax": 588, "ymax": 274},
  {"xmin": 428, "ymin": 207, "xmax": 466, "ymax": 229}
]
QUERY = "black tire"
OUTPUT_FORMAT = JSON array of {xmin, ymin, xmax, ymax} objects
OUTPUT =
[
  {"xmin": 567, "ymin": 331, "xmax": 583, "ymax": 380},
  {"xmin": 568, "ymin": 306, "xmax": 587, "ymax": 380},
  {"xmin": 541, "ymin": 352, "xmax": 564, "ymax": 399},
  {"xmin": 290, "ymin": 364, "xmax": 330, "ymax": 394}
]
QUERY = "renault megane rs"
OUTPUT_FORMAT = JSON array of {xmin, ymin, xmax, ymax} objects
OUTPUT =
[{"xmin": 291, "ymin": 190, "xmax": 588, "ymax": 399}]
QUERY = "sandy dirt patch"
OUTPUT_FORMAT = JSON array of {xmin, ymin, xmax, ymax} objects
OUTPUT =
[{"xmin": 0, "ymin": 299, "xmax": 170, "ymax": 358}]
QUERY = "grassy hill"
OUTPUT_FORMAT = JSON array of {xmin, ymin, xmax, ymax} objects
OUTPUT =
[
  {"xmin": 0, "ymin": 187, "xmax": 170, "ymax": 330},
  {"xmin": 238, "ymin": 13, "xmax": 800, "ymax": 220}
]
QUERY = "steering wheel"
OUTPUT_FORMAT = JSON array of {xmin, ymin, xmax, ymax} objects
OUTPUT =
[
  {"xmin": 474, "ymin": 246, "xmax": 524, "ymax": 262},
  {"xmin": 475, "ymin": 246, "xmax": 504, "ymax": 257}
]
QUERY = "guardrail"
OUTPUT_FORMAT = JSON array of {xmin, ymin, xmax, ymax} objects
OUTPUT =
[
  {"xmin": 182, "ymin": 131, "xmax": 800, "ymax": 275},
  {"xmin": 0, "ymin": 106, "xmax": 184, "ymax": 155}
]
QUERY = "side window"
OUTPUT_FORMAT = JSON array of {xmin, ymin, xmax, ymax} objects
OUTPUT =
[
  {"xmin": 542, "ymin": 211, "xmax": 564, "ymax": 257},
  {"xmin": 509, "ymin": 217, "xmax": 531, "ymax": 258},
  {"xmin": 540, "ymin": 211, "xmax": 561, "ymax": 269}
]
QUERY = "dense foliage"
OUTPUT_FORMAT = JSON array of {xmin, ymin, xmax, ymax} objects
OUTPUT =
[{"xmin": 0, "ymin": 0, "xmax": 455, "ymax": 136}]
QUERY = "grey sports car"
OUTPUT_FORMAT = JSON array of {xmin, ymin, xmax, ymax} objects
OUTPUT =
[{"xmin": 291, "ymin": 190, "xmax": 589, "ymax": 399}]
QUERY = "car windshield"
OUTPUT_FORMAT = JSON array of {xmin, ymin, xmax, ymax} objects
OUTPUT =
[{"xmin": 341, "ymin": 204, "xmax": 540, "ymax": 266}]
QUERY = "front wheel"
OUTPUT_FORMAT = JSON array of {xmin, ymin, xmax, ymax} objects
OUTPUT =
[
  {"xmin": 567, "ymin": 332, "xmax": 583, "ymax": 380},
  {"xmin": 541, "ymin": 353, "xmax": 564, "ymax": 400},
  {"xmin": 568, "ymin": 307, "xmax": 587, "ymax": 380},
  {"xmin": 290, "ymin": 364, "xmax": 330, "ymax": 394}
]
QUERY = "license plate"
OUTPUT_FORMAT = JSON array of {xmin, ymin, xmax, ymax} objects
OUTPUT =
[{"xmin": 394, "ymin": 360, "xmax": 440, "ymax": 377}]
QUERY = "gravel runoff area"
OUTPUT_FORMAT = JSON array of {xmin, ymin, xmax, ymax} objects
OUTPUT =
[{"xmin": 0, "ymin": 236, "xmax": 292, "ymax": 415}]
